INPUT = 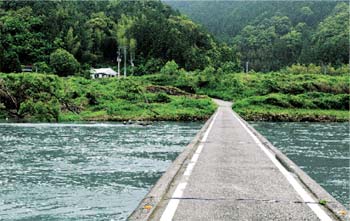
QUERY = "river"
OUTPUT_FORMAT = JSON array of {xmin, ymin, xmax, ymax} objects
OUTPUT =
[
  {"xmin": 251, "ymin": 122, "xmax": 349, "ymax": 209},
  {"xmin": 0, "ymin": 122, "xmax": 202, "ymax": 220},
  {"xmin": 0, "ymin": 121, "xmax": 348, "ymax": 220}
]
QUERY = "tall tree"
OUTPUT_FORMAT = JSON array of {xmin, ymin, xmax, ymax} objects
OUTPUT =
[{"xmin": 312, "ymin": 2, "xmax": 349, "ymax": 66}]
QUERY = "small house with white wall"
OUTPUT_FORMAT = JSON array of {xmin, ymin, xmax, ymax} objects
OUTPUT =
[{"xmin": 90, "ymin": 68, "xmax": 118, "ymax": 79}]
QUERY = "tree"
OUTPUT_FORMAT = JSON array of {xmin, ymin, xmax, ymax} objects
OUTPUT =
[
  {"xmin": 160, "ymin": 60, "xmax": 179, "ymax": 76},
  {"xmin": 64, "ymin": 27, "xmax": 80, "ymax": 56},
  {"xmin": 0, "ymin": 6, "xmax": 47, "ymax": 71},
  {"xmin": 116, "ymin": 14, "xmax": 136, "ymax": 65},
  {"xmin": 312, "ymin": 2, "xmax": 349, "ymax": 66},
  {"xmin": 50, "ymin": 48, "xmax": 80, "ymax": 76},
  {"xmin": 0, "ymin": 74, "xmax": 62, "ymax": 121}
]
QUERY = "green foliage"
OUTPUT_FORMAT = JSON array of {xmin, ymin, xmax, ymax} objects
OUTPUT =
[
  {"xmin": 34, "ymin": 62, "xmax": 52, "ymax": 73},
  {"xmin": 234, "ymin": 106, "xmax": 348, "ymax": 122},
  {"xmin": 64, "ymin": 27, "xmax": 80, "ymax": 56},
  {"xmin": 160, "ymin": 60, "xmax": 180, "ymax": 75},
  {"xmin": 62, "ymin": 77, "xmax": 215, "ymax": 121},
  {"xmin": 1, "ymin": 1, "xmax": 347, "ymax": 73},
  {"xmin": 312, "ymin": 2, "xmax": 349, "ymax": 65},
  {"xmin": 0, "ymin": 73, "xmax": 216, "ymax": 122},
  {"xmin": 146, "ymin": 93, "xmax": 171, "ymax": 103},
  {"xmin": 282, "ymin": 64, "xmax": 349, "ymax": 75},
  {"xmin": 169, "ymin": 1, "xmax": 348, "ymax": 71},
  {"xmin": 0, "ymin": 73, "xmax": 62, "ymax": 121},
  {"xmin": 319, "ymin": 199, "xmax": 327, "ymax": 206},
  {"xmin": 142, "ymin": 63, "xmax": 349, "ymax": 121},
  {"xmin": 234, "ymin": 93, "xmax": 349, "ymax": 110},
  {"xmin": 0, "ymin": 6, "xmax": 48, "ymax": 72},
  {"xmin": 50, "ymin": 48, "xmax": 80, "ymax": 76},
  {"xmin": 0, "ymin": 1, "xmax": 227, "ymax": 73}
]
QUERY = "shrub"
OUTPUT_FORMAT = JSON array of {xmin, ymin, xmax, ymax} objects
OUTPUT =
[
  {"xmin": 0, "ymin": 73, "xmax": 62, "ymax": 121},
  {"xmin": 135, "ymin": 58, "xmax": 164, "ymax": 75},
  {"xmin": 34, "ymin": 62, "xmax": 52, "ymax": 73},
  {"xmin": 147, "ymin": 93, "xmax": 171, "ymax": 103},
  {"xmin": 160, "ymin": 60, "xmax": 179, "ymax": 76},
  {"xmin": 50, "ymin": 48, "xmax": 80, "ymax": 76}
]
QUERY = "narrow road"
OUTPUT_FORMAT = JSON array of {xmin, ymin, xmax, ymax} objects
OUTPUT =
[{"xmin": 154, "ymin": 99, "xmax": 333, "ymax": 220}]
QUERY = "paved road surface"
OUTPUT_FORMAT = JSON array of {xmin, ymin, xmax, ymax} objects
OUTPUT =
[{"xmin": 154, "ymin": 100, "xmax": 333, "ymax": 221}]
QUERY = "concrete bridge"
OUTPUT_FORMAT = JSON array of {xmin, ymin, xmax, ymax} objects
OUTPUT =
[{"xmin": 129, "ymin": 100, "xmax": 348, "ymax": 221}]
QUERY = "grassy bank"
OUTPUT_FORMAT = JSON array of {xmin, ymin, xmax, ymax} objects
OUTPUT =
[
  {"xmin": 142, "ymin": 65, "xmax": 349, "ymax": 122},
  {"xmin": 1, "ymin": 66, "xmax": 348, "ymax": 123},
  {"xmin": 0, "ymin": 73, "xmax": 216, "ymax": 122},
  {"xmin": 233, "ymin": 92, "xmax": 349, "ymax": 122}
]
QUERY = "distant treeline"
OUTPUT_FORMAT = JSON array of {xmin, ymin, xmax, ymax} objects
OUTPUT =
[
  {"xmin": 0, "ymin": 0, "xmax": 238, "ymax": 75},
  {"xmin": 167, "ymin": 1, "xmax": 349, "ymax": 71}
]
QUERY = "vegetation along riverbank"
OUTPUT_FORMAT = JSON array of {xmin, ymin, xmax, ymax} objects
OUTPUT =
[
  {"xmin": 142, "ymin": 62, "xmax": 349, "ymax": 122},
  {"xmin": 0, "ymin": 63, "xmax": 349, "ymax": 122},
  {"xmin": 0, "ymin": 73, "xmax": 216, "ymax": 122}
]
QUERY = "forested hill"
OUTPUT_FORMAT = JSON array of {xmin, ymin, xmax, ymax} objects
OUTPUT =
[
  {"xmin": 0, "ymin": 0, "xmax": 348, "ymax": 73},
  {"xmin": 0, "ymin": 1, "xmax": 237, "ymax": 74},
  {"xmin": 166, "ymin": 1, "xmax": 338, "ymax": 41},
  {"xmin": 166, "ymin": 1, "xmax": 349, "ymax": 71}
]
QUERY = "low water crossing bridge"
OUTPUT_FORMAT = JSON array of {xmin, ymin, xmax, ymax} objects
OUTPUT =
[{"xmin": 129, "ymin": 99, "xmax": 348, "ymax": 221}]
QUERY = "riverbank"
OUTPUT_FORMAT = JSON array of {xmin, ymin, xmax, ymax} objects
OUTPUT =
[
  {"xmin": 0, "ymin": 73, "xmax": 216, "ymax": 122},
  {"xmin": 142, "ymin": 68, "xmax": 349, "ymax": 122},
  {"xmin": 235, "ymin": 106, "xmax": 348, "ymax": 122},
  {"xmin": 1, "ymin": 70, "xmax": 348, "ymax": 123}
]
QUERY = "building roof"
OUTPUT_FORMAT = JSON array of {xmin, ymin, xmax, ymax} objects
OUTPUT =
[{"xmin": 91, "ymin": 68, "xmax": 117, "ymax": 76}]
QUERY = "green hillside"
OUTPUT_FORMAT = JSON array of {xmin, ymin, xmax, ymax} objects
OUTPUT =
[
  {"xmin": 0, "ymin": 0, "xmax": 236, "ymax": 74},
  {"xmin": 166, "ymin": 1, "xmax": 349, "ymax": 71}
]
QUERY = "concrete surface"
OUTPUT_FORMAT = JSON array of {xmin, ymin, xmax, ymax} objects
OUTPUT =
[{"xmin": 130, "ymin": 99, "xmax": 348, "ymax": 221}]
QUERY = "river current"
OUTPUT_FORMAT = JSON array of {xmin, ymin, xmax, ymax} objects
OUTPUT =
[
  {"xmin": 251, "ymin": 122, "xmax": 349, "ymax": 209},
  {"xmin": 0, "ymin": 122, "xmax": 202, "ymax": 220},
  {"xmin": 0, "ymin": 121, "xmax": 348, "ymax": 220}
]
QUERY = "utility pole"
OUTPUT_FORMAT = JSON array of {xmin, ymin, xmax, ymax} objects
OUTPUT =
[
  {"xmin": 130, "ymin": 51, "xmax": 134, "ymax": 76},
  {"xmin": 117, "ymin": 49, "xmax": 121, "ymax": 78},
  {"xmin": 123, "ymin": 46, "xmax": 127, "ymax": 78}
]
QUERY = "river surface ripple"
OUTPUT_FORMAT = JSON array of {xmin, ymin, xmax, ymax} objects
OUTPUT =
[
  {"xmin": 0, "ymin": 122, "xmax": 203, "ymax": 221},
  {"xmin": 251, "ymin": 122, "xmax": 349, "ymax": 209}
]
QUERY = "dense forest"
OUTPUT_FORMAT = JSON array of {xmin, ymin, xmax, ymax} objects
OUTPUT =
[
  {"xmin": 166, "ymin": 1, "xmax": 349, "ymax": 71},
  {"xmin": 1, "ymin": 1, "xmax": 348, "ymax": 74},
  {"xmin": 0, "ymin": 0, "xmax": 238, "ymax": 75}
]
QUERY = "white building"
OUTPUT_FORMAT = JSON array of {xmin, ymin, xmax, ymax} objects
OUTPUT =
[{"xmin": 90, "ymin": 68, "xmax": 118, "ymax": 79}]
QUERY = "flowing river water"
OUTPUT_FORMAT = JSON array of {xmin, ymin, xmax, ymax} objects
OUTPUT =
[
  {"xmin": 0, "ymin": 121, "xmax": 348, "ymax": 220},
  {"xmin": 0, "ymin": 122, "xmax": 203, "ymax": 220},
  {"xmin": 251, "ymin": 122, "xmax": 349, "ymax": 210}
]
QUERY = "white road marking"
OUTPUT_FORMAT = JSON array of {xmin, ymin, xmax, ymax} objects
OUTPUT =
[
  {"xmin": 160, "ymin": 182, "xmax": 187, "ymax": 221},
  {"xmin": 230, "ymin": 110, "xmax": 333, "ymax": 221},
  {"xmin": 160, "ymin": 112, "xmax": 218, "ymax": 221},
  {"xmin": 195, "ymin": 144, "xmax": 204, "ymax": 154}
]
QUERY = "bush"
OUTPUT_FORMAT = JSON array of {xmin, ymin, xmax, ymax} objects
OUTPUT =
[
  {"xmin": 147, "ymin": 93, "xmax": 171, "ymax": 103},
  {"xmin": 0, "ymin": 73, "xmax": 62, "ymax": 121},
  {"xmin": 134, "ymin": 58, "xmax": 164, "ymax": 75},
  {"xmin": 282, "ymin": 63, "xmax": 349, "ymax": 75},
  {"xmin": 34, "ymin": 62, "xmax": 52, "ymax": 73},
  {"xmin": 160, "ymin": 60, "xmax": 179, "ymax": 76},
  {"xmin": 1, "ymin": 52, "xmax": 21, "ymax": 73},
  {"xmin": 50, "ymin": 48, "xmax": 80, "ymax": 76}
]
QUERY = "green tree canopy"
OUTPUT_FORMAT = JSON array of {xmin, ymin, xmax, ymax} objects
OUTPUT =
[
  {"xmin": 312, "ymin": 2, "xmax": 349, "ymax": 66},
  {"xmin": 50, "ymin": 48, "xmax": 80, "ymax": 76}
]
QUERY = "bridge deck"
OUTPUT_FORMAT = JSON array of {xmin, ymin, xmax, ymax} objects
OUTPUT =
[{"xmin": 153, "ymin": 100, "xmax": 333, "ymax": 220}]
